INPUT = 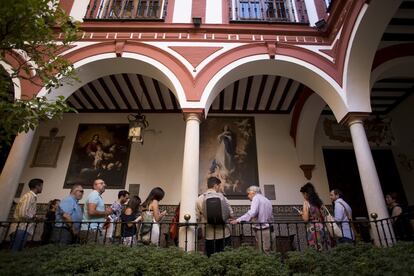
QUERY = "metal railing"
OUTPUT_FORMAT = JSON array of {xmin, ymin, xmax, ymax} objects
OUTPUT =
[
  {"xmin": 1, "ymin": 213, "xmax": 412, "ymax": 252},
  {"xmin": 229, "ymin": 0, "xmax": 308, "ymax": 23},
  {"xmin": 84, "ymin": 0, "xmax": 167, "ymax": 20}
]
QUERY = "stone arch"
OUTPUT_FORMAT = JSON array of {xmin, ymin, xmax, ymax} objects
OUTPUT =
[
  {"xmin": 200, "ymin": 54, "xmax": 347, "ymax": 121},
  {"xmin": 38, "ymin": 41, "xmax": 189, "ymax": 108},
  {"xmin": 344, "ymin": 0, "xmax": 402, "ymax": 112}
]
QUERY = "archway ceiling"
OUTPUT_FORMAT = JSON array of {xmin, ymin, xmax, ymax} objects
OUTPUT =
[
  {"xmin": 323, "ymin": 0, "xmax": 414, "ymax": 115},
  {"xmin": 66, "ymin": 73, "xmax": 306, "ymax": 114}
]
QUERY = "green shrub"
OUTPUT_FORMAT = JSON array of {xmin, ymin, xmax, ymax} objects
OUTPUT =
[
  {"xmin": 0, "ymin": 242, "xmax": 413, "ymax": 275},
  {"xmin": 285, "ymin": 242, "xmax": 414, "ymax": 276}
]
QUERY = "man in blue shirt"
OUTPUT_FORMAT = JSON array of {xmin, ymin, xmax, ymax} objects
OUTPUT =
[
  {"xmin": 80, "ymin": 179, "xmax": 113, "ymax": 244},
  {"xmin": 52, "ymin": 184, "xmax": 84, "ymax": 244}
]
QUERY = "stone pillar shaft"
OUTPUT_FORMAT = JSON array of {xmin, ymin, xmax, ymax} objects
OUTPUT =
[
  {"xmin": 0, "ymin": 130, "xmax": 35, "ymax": 220},
  {"xmin": 178, "ymin": 112, "xmax": 202, "ymax": 251},
  {"xmin": 348, "ymin": 117, "xmax": 393, "ymax": 245}
]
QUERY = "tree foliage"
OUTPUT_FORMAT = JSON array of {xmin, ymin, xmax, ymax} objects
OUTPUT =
[{"xmin": 0, "ymin": 0, "xmax": 79, "ymax": 150}]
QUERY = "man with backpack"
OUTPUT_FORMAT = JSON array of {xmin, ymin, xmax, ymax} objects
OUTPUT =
[
  {"xmin": 230, "ymin": 186, "xmax": 273, "ymax": 254},
  {"xmin": 196, "ymin": 177, "xmax": 233, "ymax": 257}
]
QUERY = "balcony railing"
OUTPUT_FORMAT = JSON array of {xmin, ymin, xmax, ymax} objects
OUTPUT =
[
  {"xmin": 84, "ymin": 0, "xmax": 167, "ymax": 20},
  {"xmin": 230, "ymin": 0, "xmax": 308, "ymax": 23},
  {"xmin": 1, "ymin": 213, "xmax": 412, "ymax": 252}
]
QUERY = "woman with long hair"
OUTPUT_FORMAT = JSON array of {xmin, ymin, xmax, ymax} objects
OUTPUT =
[
  {"xmin": 41, "ymin": 199, "xmax": 60, "ymax": 244},
  {"xmin": 120, "ymin": 195, "xmax": 141, "ymax": 246},
  {"xmin": 299, "ymin": 182, "xmax": 328, "ymax": 251},
  {"xmin": 140, "ymin": 187, "xmax": 167, "ymax": 245}
]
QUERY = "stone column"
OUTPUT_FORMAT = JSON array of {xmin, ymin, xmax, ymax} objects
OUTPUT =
[
  {"xmin": 0, "ymin": 130, "xmax": 35, "ymax": 220},
  {"xmin": 178, "ymin": 111, "xmax": 202, "ymax": 251},
  {"xmin": 346, "ymin": 115, "xmax": 393, "ymax": 246}
]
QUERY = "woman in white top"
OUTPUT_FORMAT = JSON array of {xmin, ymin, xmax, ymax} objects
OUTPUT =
[{"xmin": 141, "ymin": 187, "xmax": 167, "ymax": 245}]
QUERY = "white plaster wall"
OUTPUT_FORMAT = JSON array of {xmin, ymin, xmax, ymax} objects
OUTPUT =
[
  {"xmin": 172, "ymin": 0, "xmax": 192, "ymax": 23},
  {"xmin": 303, "ymin": 0, "xmax": 319, "ymax": 26},
  {"xmin": 205, "ymin": 0, "xmax": 222, "ymax": 24},
  {"xmin": 69, "ymin": 0, "xmax": 90, "ymax": 22},
  {"xmin": 19, "ymin": 113, "xmax": 332, "ymax": 206},
  {"xmin": 18, "ymin": 113, "xmax": 185, "ymax": 205}
]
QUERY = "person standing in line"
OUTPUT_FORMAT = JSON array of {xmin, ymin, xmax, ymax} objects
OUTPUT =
[
  {"xmin": 106, "ymin": 190, "xmax": 129, "ymax": 241},
  {"xmin": 120, "ymin": 195, "xmax": 142, "ymax": 246},
  {"xmin": 230, "ymin": 185, "xmax": 273, "ymax": 254},
  {"xmin": 41, "ymin": 199, "xmax": 60, "ymax": 244},
  {"xmin": 386, "ymin": 192, "xmax": 413, "ymax": 241},
  {"xmin": 10, "ymin": 178, "xmax": 43, "ymax": 251},
  {"xmin": 80, "ymin": 179, "xmax": 113, "ymax": 244},
  {"xmin": 196, "ymin": 177, "xmax": 233, "ymax": 257},
  {"xmin": 329, "ymin": 189, "xmax": 354, "ymax": 243},
  {"xmin": 298, "ymin": 182, "xmax": 329, "ymax": 251},
  {"xmin": 140, "ymin": 187, "xmax": 167, "ymax": 246},
  {"xmin": 52, "ymin": 184, "xmax": 84, "ymax": 244}
]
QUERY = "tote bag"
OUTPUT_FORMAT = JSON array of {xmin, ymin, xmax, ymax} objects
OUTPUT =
[{"xmin": 322, "ymin": 206, "xmax": 343, "ymax": 238}]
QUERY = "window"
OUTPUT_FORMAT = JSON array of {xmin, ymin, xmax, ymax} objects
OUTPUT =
[
  {"xmin": 233, "ymin": 0, "xmax": 295, "ymax": 22},
  {"xmin": 86, "ymin": 0, "xmax": 166, "ymax": 20}
]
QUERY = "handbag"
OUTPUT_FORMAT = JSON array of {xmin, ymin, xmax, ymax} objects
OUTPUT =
[
  {"xmin": 139, "ymin": 211, "xmax": 154, "ymax": 243},
  {"xmin": 322, "ymin": 205, "xmax": 343, "ymax": 238}
]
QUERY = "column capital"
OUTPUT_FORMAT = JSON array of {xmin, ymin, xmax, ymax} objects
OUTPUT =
[
  {"xmin": 339, "ymin": 112, "xmax": 370, "ymax": 127},
  {"xmin": 182, "ymin": 108, "xmax": 204, "ymax": 122}
]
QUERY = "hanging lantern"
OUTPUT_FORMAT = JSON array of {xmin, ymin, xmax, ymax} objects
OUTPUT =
[{"xmin": 128, "ymin": 113, "xmax": 149, "ymax": 144}]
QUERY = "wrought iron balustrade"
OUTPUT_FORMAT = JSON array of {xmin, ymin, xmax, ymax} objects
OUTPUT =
[
  {"xmin": 230, "ymin": 0, "xmax": 308, "ymax": 23},
  {"xmin": 85, "ymin": 0, "xmax": 167, "ymax": 20},
  {"xmin": 1, "ymin": 213, "xmax": 412, "ymax": 252}
]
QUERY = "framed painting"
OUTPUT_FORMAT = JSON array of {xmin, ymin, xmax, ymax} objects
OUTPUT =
[
  {"xmin": 199, "ymin": 116, "xmax": 259, "ymax": 199},
  {"xmin": 64, "ymin": 124, "xmax": 131, "ymax": 189}
]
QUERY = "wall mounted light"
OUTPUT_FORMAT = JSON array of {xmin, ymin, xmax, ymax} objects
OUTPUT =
[
  {"xmin": 128, "ymin": 113, "xmax": 149, "ymax": 144},
  {"xmin": 192, "ymin": 17, "xmax": 202, "ymax": 27}
]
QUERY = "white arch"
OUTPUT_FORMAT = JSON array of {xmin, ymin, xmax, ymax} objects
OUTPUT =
[
  {"xmin": 296, "ymin": 93, "xmax": 326, "ymax": 166},
  {"xmin": 344, "ymin": 0, "xmax": 402, "ymax": 112},
  {"xmin": 371, "ymin": 57, "xmax": 414, "ymax": 88},
  {"xmin": 38, "ymin": 52, "xmax": 186, "ymax": 106},
  {"xmin": 0, "ymin": 61, "xmax": 22, "ymax": 100},
  {"xmin": 201, "ymin": 54, "xmax": 348, "ymax": 122}
]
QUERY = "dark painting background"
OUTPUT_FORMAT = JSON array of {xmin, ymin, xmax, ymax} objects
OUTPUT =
[
  {"xmin": 200, "ymin": 116, "xmax": 259, "ymax": 199},
  {"xmin": 64, "ymin": 124, "xmax": 130, "ymax": 189}
]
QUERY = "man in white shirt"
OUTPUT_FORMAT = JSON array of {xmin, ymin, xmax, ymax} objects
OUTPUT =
[
  {"xmin": 231, "ymin": 186, "xmax": 273, "ymax": 254},
  {"xmin": 330, "ymin": 189, "xmax": 354, "ymax": 243}
]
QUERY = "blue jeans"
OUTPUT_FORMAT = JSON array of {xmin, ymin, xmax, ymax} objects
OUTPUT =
[{"xmin": 11, "ymin": 230, "xmax": 29, "ymax": 251}]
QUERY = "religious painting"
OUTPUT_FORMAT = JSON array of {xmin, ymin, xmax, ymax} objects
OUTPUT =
[
  {"xmin": 200, "ymin": 116, "xmax": 259, "ymax": 199},
  {"xmin": 64, "ymin": 124, "xmax": 131, "ymax": 189}
]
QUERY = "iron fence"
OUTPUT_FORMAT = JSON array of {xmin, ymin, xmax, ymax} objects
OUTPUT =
[{"xmin": 1, "ymin": 213, "xmax": 412, "ymax": 253}]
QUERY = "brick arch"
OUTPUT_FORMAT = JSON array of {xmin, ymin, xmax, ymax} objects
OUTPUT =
[
  {"xmin": 56, "ymin": 40, "xmax": 193, "ymax": 104},
  {"xmin": 197, "ymin": 43, "xmax": 348, "ymax": 121},
  {"xmin": 2, "ymin": 51, "xmax": 43, "ymax": 99},
  {"xmin": 192, "ymin": 42, "xmax": 342, "ymax": 101}
]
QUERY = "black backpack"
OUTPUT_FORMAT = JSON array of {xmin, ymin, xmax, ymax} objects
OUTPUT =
[{"xmin": 203, "ymin": 192, "xmax": 229, "ymax": 225}]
